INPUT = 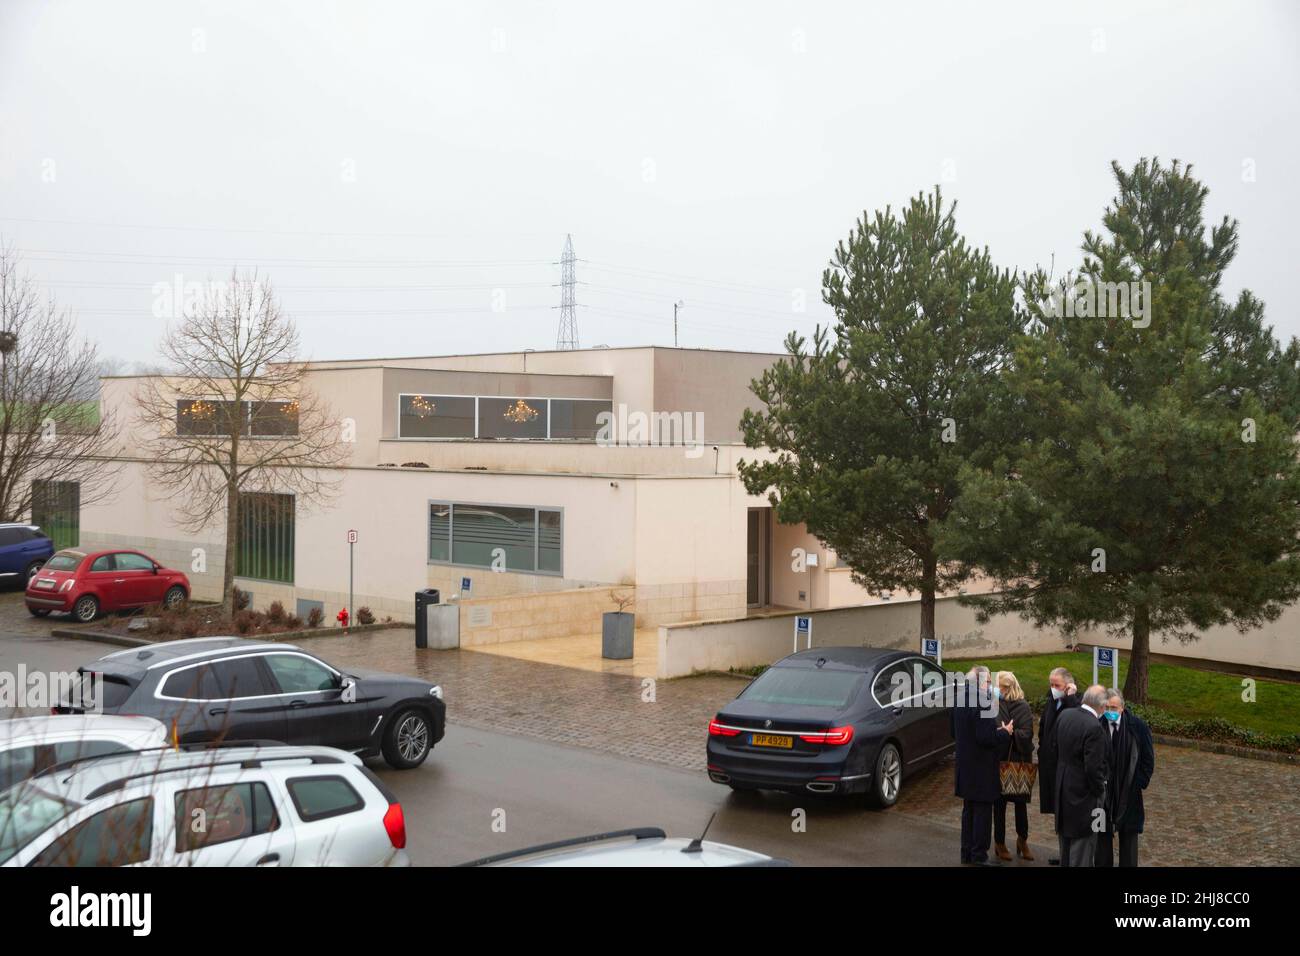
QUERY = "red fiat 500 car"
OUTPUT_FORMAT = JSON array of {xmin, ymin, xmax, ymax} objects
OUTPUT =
[{"xmin": 26, "ymin": 548, "xmax": 191, "ymax": 623}]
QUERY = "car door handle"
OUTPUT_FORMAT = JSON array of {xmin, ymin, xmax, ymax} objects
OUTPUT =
[
  {"xmin": 208, "ymin": 707, "xmax": 227, "ymax": 716},
  {"xmin": 289, "ymin": 699, "xmax": 307, "ymax": 708},
  {"xmin": 256, "ymin": 853, "xmax": 280, "ymax": 866}
]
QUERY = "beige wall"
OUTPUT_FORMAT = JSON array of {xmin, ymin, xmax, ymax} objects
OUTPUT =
[{"xmin": 657, "ymin": 593, "xmax": 1300, "ymax": 679}]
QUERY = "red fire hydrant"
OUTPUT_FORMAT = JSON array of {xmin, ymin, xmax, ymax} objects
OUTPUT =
[{"xmin": 337, "ymin": 607, "xmax": 349, "ymax": 627}]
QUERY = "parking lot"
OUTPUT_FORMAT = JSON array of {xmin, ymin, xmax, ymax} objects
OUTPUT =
[{"xmin": 4, "ymin": 589, "xmax": 1299, "ymax": 866}]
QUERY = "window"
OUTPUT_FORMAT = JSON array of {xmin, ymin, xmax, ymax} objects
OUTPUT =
[
  {"xmin": 237, "ymin": 492, "xmax": 294, "ymax": 583},
  {"xmin": 0, "ymin": 740, "xmax": 135, "ymax": 790},
  {"xmin": 742, "ymin": 666, "xmax": 865, "ymax": 709},
  {"xmin": 161, "ymin": 665, "xmax": 219, "ymax": 700},
  {"xmin": 31, "ymin": 797, "xmax": 154, "ymax": 867},
  {"xmin": 477, "ymin": 397, "xmax": 548, "ymax": 440},
  {"xmin": 114, "ymin": 552, "xmax": 155, "ymax": 572},
  {"xmin": 31, "ymin": 480, "xmax": 80, "ymax": 550},
  {"xmin": 287, "ymin": 776, "xmax": 365, "ymax": 822},
  {"xmin": 398, "ymin": 394, "xmax": 475, "ymax": 438},
  {"xmin": 549, "ymin": 399, "xmax": 612, "ymax": 439},
  {"xmin": 90, "ymin": 554, "xmax": 115, "ymax": 572},
  {"xmin": 264, "ymin": 654, "xmax": 336, "ymax": 693},
  {"xmin": 210, "ymin": 657, "xmax": 271, "ymax": 699},
  {"xmin": 174, "ymin": 783, "xmax": 278, "ymax": 853},
  {"xmin": 176, "ymin": 400, "xmax": 299, "ymax": 438},
  {"xmin": 428, "ymin": 502, "xmax": 563, "ymax": 575},
  {"xmin": 0, "ymin": 747, "xmax": 38, "ymax": 792},
  {"xmin": 43, "ymin": 551, "xmax": 83, "ymax": 572}
]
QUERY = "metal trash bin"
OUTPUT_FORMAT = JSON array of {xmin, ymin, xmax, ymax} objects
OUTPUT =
[{"xmin": 414, "ymin": 588, "xmax": 441, "ymax": 648}]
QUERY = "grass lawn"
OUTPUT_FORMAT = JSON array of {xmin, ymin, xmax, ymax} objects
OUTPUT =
[{"xmin": 944, "ymin": 651, "xmax": 1300, "ymax": 740}]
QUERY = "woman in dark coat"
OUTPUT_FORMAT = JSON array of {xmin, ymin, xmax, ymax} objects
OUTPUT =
[{"xmin": 993, "ymin": 671, "xmax": 1036, "ymax": 861}]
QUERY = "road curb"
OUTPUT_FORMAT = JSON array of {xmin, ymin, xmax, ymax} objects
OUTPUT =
[
  {"xmin": 1151, "ymin": 732, "xmax": 1298, "ymax": 765},
  {"xmin": 48, "ymin": 621, "xmax": 404, "ymax": 648}
]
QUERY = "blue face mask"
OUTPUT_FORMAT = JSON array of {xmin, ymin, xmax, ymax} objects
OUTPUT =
[
  {"xmin": 1104, "ymin": 710, "xmax": 1120, "ymax": 722},
  {"xmin": 992, "ymin": 687, "xmax": 1002, "ymax": 700}
]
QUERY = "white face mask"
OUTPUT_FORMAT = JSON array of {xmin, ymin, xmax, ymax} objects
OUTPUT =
[{"xmin": 1050, "ymin": 686, "xmax": 1065, "ymax": 700}]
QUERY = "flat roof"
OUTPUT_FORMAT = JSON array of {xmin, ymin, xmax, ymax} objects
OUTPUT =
[{"xmin": 303, "ymin": 344, "xmax": 786, "ymax": 365}]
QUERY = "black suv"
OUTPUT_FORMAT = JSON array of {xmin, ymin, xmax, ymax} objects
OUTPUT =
[{"xmin": 59, "ymin": 637, "xmax": 445, "ymax": 769}]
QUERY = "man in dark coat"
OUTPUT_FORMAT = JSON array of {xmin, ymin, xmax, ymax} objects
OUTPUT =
[
  {"xmin": 1054, "ymin": 684, "xmax": 1110, "ymax": 867},
  {"xmin": 1037, "ymin": 666, "xmax": 1079, "ymax": 864},
  {"xmin": 1095, "ymin": 688, "xmax": 1155, "ymax": 867},
  {"xmin": 950, "ymin": 666, "xmax": 1013, "ymax": 866}
]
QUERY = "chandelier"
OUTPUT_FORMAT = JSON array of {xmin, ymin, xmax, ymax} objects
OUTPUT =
[
  {"xmin": 408, "ymin": 395, "xmax": 437, "ymax": 418},
  {"xmin": 185, "ymin": 399, "xmax": 215, "ymax": 420},
  {"xmin": 502, "ymin": 399, "xmax": 539, "ymax": 423}
]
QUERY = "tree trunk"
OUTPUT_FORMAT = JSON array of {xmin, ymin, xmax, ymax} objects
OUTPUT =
[
  {"xmin": 1123, "ymin": 603, "xmax": 1151, "ymax": 705},
  {"xmin": 223, "ymin": 482, "xmax": 240, "ymax": 618},
  {"xmin": 919, "ymin": 554, "xmax": 937, "ymax": 646}
]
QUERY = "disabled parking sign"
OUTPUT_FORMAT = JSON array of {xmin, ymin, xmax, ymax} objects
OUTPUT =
[
  {"xmin": 794, "ymin": 615, "xmax": 812, "ymax": 652},
  {"xmin": 922, "ymin": 637, "xmax": 942, "ymax": 664},
  {"xmin": 1093, "ymin": 645, "xmax": 1119, "ymax": 687}
]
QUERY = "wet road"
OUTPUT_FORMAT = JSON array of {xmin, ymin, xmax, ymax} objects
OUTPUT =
[{"xmin": 1, "ymin": 628, "xmax": 967, "ymax": 866}]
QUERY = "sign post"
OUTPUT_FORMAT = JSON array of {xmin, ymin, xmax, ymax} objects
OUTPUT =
[
  {"xmin": 1093, "ymin": 645, "xmax": 1119, "ymax": 689},
  {"xmin": 922, "ymin": 636, "xmax": 942, "ymax": 665},
  {"xmin": 794, "ymin": 615, "xmax": 812, "ymax": 653},
  {"xmin": 346, "ymin": 529, "xmax": 357, "ymax": 631}
]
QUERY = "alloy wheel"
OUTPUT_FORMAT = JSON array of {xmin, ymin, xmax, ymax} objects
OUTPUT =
[
  {"xmin": 396, "ymin": 714, "xmax": 429, "ymax": 762},
  {"xmin": 880, "ymin": 747, "xmax": 902, "ymax": 802}
]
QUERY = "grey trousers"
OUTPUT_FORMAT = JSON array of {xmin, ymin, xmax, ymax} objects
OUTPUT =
[
  {"xmin": 1059, "ymin": 832, "xmax": 1098, "ymax": 867},
  {"xmin": 1096, "ymin": 830, "xmax": 1140, "ymax": 867}
]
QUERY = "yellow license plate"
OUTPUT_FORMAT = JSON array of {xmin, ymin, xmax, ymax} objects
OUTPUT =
[{"xmin": 750, "ymin": 733, "xmax": 793, "ymax": 749}]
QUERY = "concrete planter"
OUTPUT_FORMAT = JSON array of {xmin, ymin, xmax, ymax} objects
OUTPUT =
[{"xmin": 602, "ymin": 611, "xmax": 635, "ymax": 660}]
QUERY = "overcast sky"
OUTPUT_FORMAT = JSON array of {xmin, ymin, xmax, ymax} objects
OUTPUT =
[{"xmin": 1, "ymin": 0, "xmax": 1296, "ymax": 366}]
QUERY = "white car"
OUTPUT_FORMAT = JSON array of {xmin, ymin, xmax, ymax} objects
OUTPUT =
[
  {"xmin": 0, "ymin": 744, "xmax": 409, "ymax": 867},
  {"xmin": 0, "ymin": 715, "xmax": 169, "ymax": 792},
  {"xmin": 460, "ymin": 827, "xmax": 787, "ymax": 867}
]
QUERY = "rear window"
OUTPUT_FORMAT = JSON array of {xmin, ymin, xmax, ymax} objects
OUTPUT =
[
  {"xmin": 741, "ymin": 666, "xmax": 865, "ymax": 709},
  {"xmin": 43, "ymin": 552, "xmax": 83, "ymax": 572},
  {"xmin": 287, "ymin": 776, "xmax": 365, "ymax": 822},
  {"xmin": 69, "ymin": 672, "xmax": 137, "ymax": 710}
]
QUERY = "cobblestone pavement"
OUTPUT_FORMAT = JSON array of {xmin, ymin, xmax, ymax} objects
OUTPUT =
[{"xmin": 290, "ymin": 629, "xmax": 1300, "ymax": 866}]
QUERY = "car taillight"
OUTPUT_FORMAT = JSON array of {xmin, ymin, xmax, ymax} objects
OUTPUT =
[
  {"xmin": 383, "ymin": 803, "xmax": 406, "ymax": 849},
  {"xmin": 799, "ymin": 725, "xmax": 855, "ymax": 746},
  {"xmin": 708, "ymin": 717, "xmax": 740, "ymax": 737}
]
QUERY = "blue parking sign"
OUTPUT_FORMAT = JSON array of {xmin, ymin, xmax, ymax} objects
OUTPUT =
[
  {"xmin": 922, "ymin": 637, "xmax": 941, "ymax": 664},
  {"xmin": 461, "ymin": 576, "xmax": 472, "ymax": 594},
  {"xmin": 794, "ymin": 616, "xmax": 812, "ymax": 652},
  {"xmin": 1093, "ymin": 645, "xmax": 1119, "ymax": 686}
]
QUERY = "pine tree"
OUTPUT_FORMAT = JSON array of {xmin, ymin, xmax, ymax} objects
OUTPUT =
[
  {"xmin": 940, "ymin": 159, "xmax": 1300, "ymax": 703},
  {"xmin": 739, "ymin": 189, "xmax": 1024, "ymax": 644}
]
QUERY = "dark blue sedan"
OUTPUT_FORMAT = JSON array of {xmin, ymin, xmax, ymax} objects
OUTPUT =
[{"xmin": 706, "ymin": 647, "xmax": 956, "ymax": 807}]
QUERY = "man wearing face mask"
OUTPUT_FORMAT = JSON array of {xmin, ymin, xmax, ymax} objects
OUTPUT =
[
  {"xmin": 951, "ymin": 665, "xmax": 1014, "ymax": 866},
  {"xmin": 1037, "ymin": 667, "xmax": 1079, "ymax": 865},
  {"xmin": 1094, "ymin": 688, "xmax": 1155, "ymax": 867}
]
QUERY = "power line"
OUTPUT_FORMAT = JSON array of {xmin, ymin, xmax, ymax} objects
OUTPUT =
[{"xmin": 555, "ymin": 234, "xmax": 579, "ymax": 350}]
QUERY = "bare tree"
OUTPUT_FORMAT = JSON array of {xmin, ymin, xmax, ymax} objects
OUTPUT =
[
  {"xmin": 0, "ymin": 244, "xmax": 121, "ymax": 535},
  {"xmin": 135, "ymin": 270, "xmax": 350, "ymax": 615}
]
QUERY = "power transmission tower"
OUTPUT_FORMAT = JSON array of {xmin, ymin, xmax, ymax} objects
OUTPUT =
[{"xmin": 555, "ymin": 234, "xmax": 579, "ymax": 350}]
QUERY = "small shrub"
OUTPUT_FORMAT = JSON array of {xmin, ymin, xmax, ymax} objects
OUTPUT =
[
  {"xmin": 285, "ymin": 614, "xmax": 304, "ymax": 630},
  {"xmin": 233, "ymin": 610, "xmax": 259, "ymax": 635},
  {"xmin": 307, "ymin": 606, "xmax": 323, "ymax": 628},
  {"xmin": 234, "ymin": 589, "xmax": 251, "ymax": 611},
  {"xmin": 180, "ymin": 618, "xmax": 201, "ymax": 638},
  {"xmin": 356, "ymin": 606, "xmax": 375, "ymax": 625},
  {"xmin": 266, "ymin": 600, "xmax": 287, "ymax": 624}
]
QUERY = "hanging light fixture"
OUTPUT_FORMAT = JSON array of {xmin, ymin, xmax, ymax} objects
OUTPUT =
[
  {"xmin": 408, "ymin": 395, "xmax": 437, "ymax": 418},
  {"xmin": 502, "ymin": 399, "xmax": 539, "ymax": 423}
]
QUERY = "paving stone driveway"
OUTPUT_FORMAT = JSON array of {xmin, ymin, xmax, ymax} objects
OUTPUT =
[{"xmin": 294, "ymin": 628, "xmax": 1300, "ymax": 867}]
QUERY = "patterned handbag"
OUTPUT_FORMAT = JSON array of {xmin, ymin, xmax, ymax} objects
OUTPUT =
[{"xmin": 999, "ymin": 732, "xmax": 1037, "ymax": 798}]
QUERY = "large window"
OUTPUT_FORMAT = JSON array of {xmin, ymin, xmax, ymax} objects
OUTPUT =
[
  {"xmin": 176, "ymin": 400, "xmax": 299, "ymax": 437},
  {"xmin": 237, "ymin": 492, "xmax": 294, "ymax": 583},
  {"xmin": 428, "ymin": 502, "xmax": 562, "ymax": 576},
  {"xmin": 397, "ymin": 394, "xmax": 611, "ymax": 440},
  {"xmin": 398, "ymin": 395, "xmax": 475, "ymax": 438},
  {"xmin": 31, "ymin": 480, "xmax": 80, "ymax": 550}
]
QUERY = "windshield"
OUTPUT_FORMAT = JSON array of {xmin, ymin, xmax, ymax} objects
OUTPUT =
[
  {"xmin": 0, "ymin": 786, "xmax": 76, "ymax": 865},
  {"xmin": 741, "ymin": 666, "xmax": 865, "ymax": 709},
  {"xmin": 43, "ymin": 552, "xmax": 83, "ymax": 572}
]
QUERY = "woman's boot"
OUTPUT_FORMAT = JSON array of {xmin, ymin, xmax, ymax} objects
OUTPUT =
[{"xmin": 1017, "ymin": 837, "xmax": 1034, "ymax": 861}]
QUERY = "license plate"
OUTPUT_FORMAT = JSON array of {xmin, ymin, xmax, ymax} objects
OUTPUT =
[
  {"xmin": 34, "ymin": 579, "xmax": 55, "ymax": 590},
  {"xmin": 750, "ymin": 733, "xmax": 793, "ymax": 749}
]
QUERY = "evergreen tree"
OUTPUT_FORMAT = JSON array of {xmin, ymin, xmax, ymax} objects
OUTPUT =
[
  {"xmin": 740, "ymin": 189, "xmax": 1024, "ymax": 643},
  {"xmin": 941, "ymin": 159, "xmax": 1300, "ymax": 703}
]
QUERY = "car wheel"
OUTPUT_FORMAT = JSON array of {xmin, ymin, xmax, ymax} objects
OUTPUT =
[
  {"xmin": 867, "ymin": 741, "xmax": 903, "ymax": 809},
  {"xmin": 163, "ymin": 585, "xmax": 187, "ymax": 610},
  {"xmin": 381, "ymin": 708, "xmax": 432, "ymax": 769},
  {"xmin": 25, "ymin": 561, "xmax": 44, "ymax": 584},
  {"xmin": 72, "ymin": 595, "xmax": 100, "ymax": 623},
  {"xmin": 28, "ymin": 607, "xmax": 50, "ymax": 617}
]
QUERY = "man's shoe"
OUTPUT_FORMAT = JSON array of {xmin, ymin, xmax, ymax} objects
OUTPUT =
[
  {"xmin": 971, "ymin": 858, "xmax": 1001, "ymax": 867},
  {"xmin": 1017, "ymin": 838, "xmax": 1035, "ymax": 861},
  {"xmin": 1048, "ymin": 857, "xmax": 1061, "ymax": 866},
  {"xmin": 994, "ymin": 842, "xmax": 1013, "ymax": 861}
]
